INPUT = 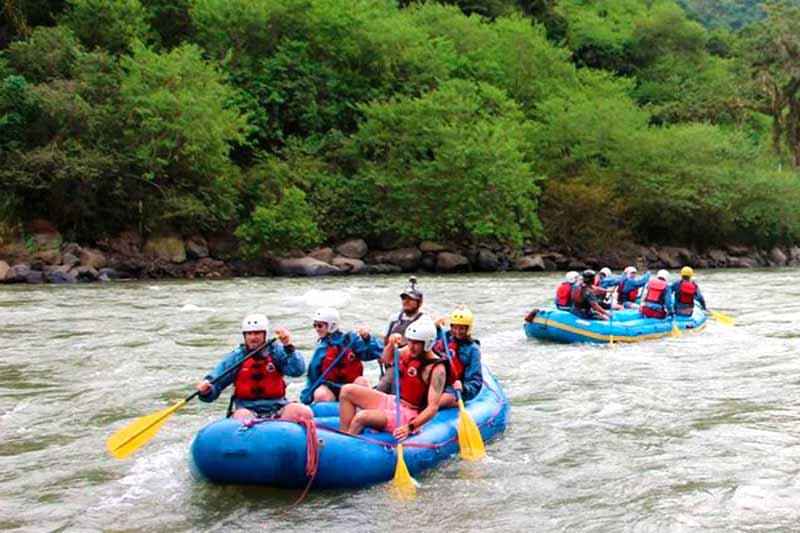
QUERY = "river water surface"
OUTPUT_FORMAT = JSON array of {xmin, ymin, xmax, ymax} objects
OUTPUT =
[{"xmin": 1, "ymin": 270, "xmax": 798, "ymax": 531}]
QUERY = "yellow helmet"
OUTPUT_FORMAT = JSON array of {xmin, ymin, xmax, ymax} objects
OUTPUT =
[
  {"xmin": 449, "ymin": 306, "xmax": 474, "ymax": 335},
  {"xmin": 680, "ymin": 266, "xmax": 694, "ymax": 278}
]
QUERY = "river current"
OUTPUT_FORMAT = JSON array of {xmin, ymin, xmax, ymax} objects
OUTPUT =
[{"xmin": 0, "ymin": 270, "xmax": 797, "ymax": 531}]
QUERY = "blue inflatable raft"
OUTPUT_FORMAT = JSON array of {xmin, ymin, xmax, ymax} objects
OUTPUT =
[
  {"xmin": 524, "ymin": 307, "xmax": 707, "ymax": 344},
  {"xmin": 190, "ymin": 365, "xmax": 509, "ymax": 489}
]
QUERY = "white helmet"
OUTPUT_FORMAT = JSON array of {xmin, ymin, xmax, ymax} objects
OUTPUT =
[
  {"xmin": 624, "ymin": 266, "xmax": 637, "ymax": 277},
  {"xmin": 657, "ymin": 269, "xmax": 670, "ymax": 281},
  {"xmin": 404, "ymin": 316, "xmax": 438, "ymax": 351},
  {"xmin": 313, "ymin": 307, "xmax": 340, "ymax": 332},
  {"xmin": 600, "ymin": 267, "xmax": 612, "ymax": 277},
  {"xmin": 241, "ymin": 313, "xmax": 269, "ymax": 335},
  {"xmin": 566, "ymin": 271, "xmax": 580, "ymax": 283}
]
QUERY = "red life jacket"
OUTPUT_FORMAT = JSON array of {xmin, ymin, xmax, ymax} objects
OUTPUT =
[
  {"xmin": 618, "ymin": 279, "xmax": 639, "ymax": 302},
  {"xmin": 677, "ymin": 280, "xmax": 697, "ymax": 305},
  {"xmin": 556, "ymin": 282, "xmax": 572, "ymax": 307},
  {"xmin": 320, "ymin": 337, "xmax": 363, "ymax": 384},
  {"xmin": 432, "ymin": 338, "xmax": 464, "ymax": 383},
  {"xmin": 645, "ymin": 278, "xmax": 667, "ymax": 304},
  {"xmin": 399, "ymin": 353, "xmax": 445, "ymax": 410},
  {"xmin": 233, "ymin": 352, "xmax": 286, "ymax": 400}
]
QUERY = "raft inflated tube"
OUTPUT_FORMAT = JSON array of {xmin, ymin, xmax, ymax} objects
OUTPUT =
[
  {"xmin": 190, "ymin": 365, "xmax": 509, "ymax": 489},
  {"xmin": 524, "ymin": 307, "xmax": 707, "ymax": 344}
]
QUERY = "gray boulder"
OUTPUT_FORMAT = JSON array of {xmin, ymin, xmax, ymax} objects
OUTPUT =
[
  {"xmin": 335, "ymin": 239, "xmax": 368, "ymax": 259},
  {"xmin": 107, "ymin": 231, "xmax": 142, "ymax": 256},
  {"xmin": 368, "ymin": 247, "xmax": 421, "ymax": 271},
  {"xmin": 332, "ymin": 256, "xmax": 365, "ymax": 274},
  {"xmin": 0, "ymin": 260, "xmax": 10, "ymax": 282},
  {"xmin": 708, "ymin": 249, "xmax": 728, "ymax": 266},
  {"xmin": 7, "ymin": 263, "xmax": 32, "ymax": 283},
  {"xmin": 436, "ymin": 252, "xmax": 469, "ymax": 272},
  {"xmin": 274, "ymin": 256, "xmax": 341, "ymax": 276},
  {"xmin": 515, "ymin": 254, "xmax": 546, "ymax": 271},
  {"xmin": 74, "ymin": 266, "xmax": 99, "ymax": 281},
  {"xmin": 144, "ymin": 236, "xmax": 186, "ymax": 263},
  {"xmin": 476, "ymin": 249, "xmax": 499, "ymax": 271},
  {"xmin": 208, "ymin": 233, "xmax": 240, "ymax": 260},
  {"xmin": 365, "ymin": 263, "xmax": 403, "ymax": 274},
  {"xmin": 80, "ymin": 247, "xmax": 108, "ymax": 270},
  {"xmin": 309, "ymin": 246, "xmax": 335, "ymax": 265},
  {"xmin": 62, "ymin": 253, "xmax": 80, "ymax": 268},
  {"xmin": 47, "ymin": 271, "xmax": 77, "ymax": 284},
  {"xmin": 419, "ymin": 241, "xmax": 448, "ymax": 253},
  {"xmin": 25, "ymin": 270, "xmax": 45, "ymax": 284},
  {"xmin": 769, "ymin": 247, "xmax": 787, "ymax": 266},
  {"xmin": 185, "ymin": 235, "xmax": 209, "ymax": 259},
  {"xmin": 728, "ymin": 256, "xmax": 758, "ymax": 268}
]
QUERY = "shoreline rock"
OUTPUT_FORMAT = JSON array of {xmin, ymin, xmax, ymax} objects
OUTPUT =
[{"xmin": 2, "ymin": 224, "xmax": 799, "ymax": 285}]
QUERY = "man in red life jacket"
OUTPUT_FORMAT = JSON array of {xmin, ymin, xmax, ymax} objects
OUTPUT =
[
  {"xmin": 338, "ymin": 317, "xmax": 447, "ymax": 441},
  {"xmin": 432, "ymin": 306, "xmax": 482, "ymax": 408},
  {"xmin": 671, "ymin": 266, "xmax": 707, "ymax": 316},
  {"xmin": 196, "ymin": 314, "xmax": 312, "ymax": 421},
  {"xmin": 640, "ymin": 269, "xmax": 673, "ymax": 319},
  {"xmin": 300, "ymin": 307, "xmax": 383, "ymax": 404},
  {"xmin": 570, "ymin": 270, "xmax": 612, "ymax": 320},
  {"xmin": 555, "ymin": 271, "xmax": 580, "ymax": 310}
]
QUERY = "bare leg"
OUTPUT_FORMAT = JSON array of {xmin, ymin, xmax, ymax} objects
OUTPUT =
[
  {"xmin": 282, "ymin": 402, "xmax": 313, "ymax": 420},
  {"xmin": 353, "ymin": 376, "xmax": 370, "ymax": 387},
  {"xmin": 348, "ymin": 409, "xmax": 389, "ymax": 435},
  {"xmin": 338, "ymin": 384, "xmax": 389, "ymax": 431},
  {"xmin": 231, "ymin": 408, "xmax": 257, "ymax": 420},
  {"xmin": 313, "ymin": 384, "xmax": 337, "ymax": 403}
]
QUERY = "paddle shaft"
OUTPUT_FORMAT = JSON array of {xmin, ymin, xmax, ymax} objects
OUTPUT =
[
  {"xmin": 304, "ymin": 336, "xmax": 357, "ymax": 401},
  {"xmin": 439, "ymin": 329, "xmax": 463, "ymax": 401},
  {"xmin": 392, "ymin": 345, "xmax": 402, "ymax": 429}
]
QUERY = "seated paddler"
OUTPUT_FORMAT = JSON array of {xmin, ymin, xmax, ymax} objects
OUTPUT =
[
  {"xmin": 338, "ymin": 317, "xmax": 447, "ymax": 441},
  {"xmin": 195, "ymin": 314, "xmax": 312, "ymax": 421},
  {"xmin": 433, "ymin": 305, "xmax": 483, "ymax": 408},
  {"xmin": 300, "ymin": 307, "xmax": 382, "ymax": 404}
]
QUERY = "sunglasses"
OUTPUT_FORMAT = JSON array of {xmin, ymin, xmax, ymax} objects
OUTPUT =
[{"xmin": 313, "ymin": 322, "xmax": 327, "ymax": 329}]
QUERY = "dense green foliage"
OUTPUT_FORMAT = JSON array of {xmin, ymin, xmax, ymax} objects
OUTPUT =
[{"xmin": 2, "ymin": 0, "xmax": 800, "ymax": 256}]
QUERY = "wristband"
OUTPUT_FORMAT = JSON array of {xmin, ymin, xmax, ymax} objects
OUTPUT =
[
  {"xmin": 284, "ymin": 344, "xmax": 295, "ymax": 353},
  {"xmin": 408, "ymin": 420, "xmax": 416, "ymax": 431}
]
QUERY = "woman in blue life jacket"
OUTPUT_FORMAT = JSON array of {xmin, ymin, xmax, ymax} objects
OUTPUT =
[
  {"xmin": 614, "ymin": 266, "xmax": 651, "ymax": 309},
  {"xmin": 555, "ymin": 271, "xmax": 580, "ymax": 310},
  {"xmin": 301, "ymin": 307, "xmax": 383, "ymax": 404},
  {"xmin": 640, "ymin": 269, "xmax": 674, "ymax": 319},
  {"xmin": 671, "ymin": 266, "xmax": 707, "ymax": 316},
  {"xmin": 433, "ymin": 306, "xmax": 483, "ymax": 408},
  {"xmin": 571, "ymin": 270, "xmax": 612, "ymax": 320}
]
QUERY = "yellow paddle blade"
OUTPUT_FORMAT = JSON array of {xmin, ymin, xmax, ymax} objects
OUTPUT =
[
  {"xmin": 107, "ymin": 399, "xmax": 188, "ymax": 459},
  {"xmin": 671, "ymin": 320, "xmax": 682, "ymax": 337},
  {"xmin": 391, "ymin": 444, "xmax": 416, "ymax": 499},
  {"xmin": 710, "ymin": 310, "xmax": 735, "ymax": 326},
  {"xmin": 457, "ymin": 399, "xmax": 486, "ymax": 461}
]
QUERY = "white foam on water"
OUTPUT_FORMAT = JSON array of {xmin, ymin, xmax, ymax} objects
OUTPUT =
[
  {"xmin": 180, "ymin": 304, "xmax": 216, "ymax": 312},
  {"xmin": 302, "ymin": 289, "xmax": 351, "ymax": 309},
  {"xmin": 98, "ymin": 444, "xmax": 186, "ymax": 508}
]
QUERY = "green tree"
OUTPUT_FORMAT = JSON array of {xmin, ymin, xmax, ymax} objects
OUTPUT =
[
  {"xmin": 3, "ymin": 26, "xmax": 82, "ymax": 83},
  {"xmin": 63, "ymin": 0, "xmax": 151, "ymax": 54}
]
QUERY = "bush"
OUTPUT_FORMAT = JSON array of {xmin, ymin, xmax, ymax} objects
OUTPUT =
[
  {"xmin": 4, "ymin": 26, "xmax": 82, "ymax": 83},
  {"xmin": 64, "ymin": 0, "xmax": 152, "ymax": 54}
]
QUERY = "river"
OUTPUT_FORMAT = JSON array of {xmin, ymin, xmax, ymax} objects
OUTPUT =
[{"xmin": 1, "ymin": 270, "xmax": 797, "ymax": 531}]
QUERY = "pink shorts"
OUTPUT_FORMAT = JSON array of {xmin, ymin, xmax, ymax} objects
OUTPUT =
[{"xmin": 381, "ymin": 395, "xmax": 419, "ymax": 434}]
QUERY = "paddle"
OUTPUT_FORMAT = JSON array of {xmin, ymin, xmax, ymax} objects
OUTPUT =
[
  {"xmin": 391, "ymin": 344, "xmax": 416, "ymax": 497},
  {"xmin": 671, "ymin": 314, "xmax": 682, "ymax": 337},
  {"xmin": 439, "ymin": 330, "xmax": 486, "ymax": 460},
  {"xmin": 300, "ymin": 336, "xmax": 357, "ymax": 404},
  {"xmin": 706, "ymin": 309, "xmax": 734, "ymax": 326},
  {"xmin": 107, "ymin": 339, "xmax": 274, "ymax": 459}
]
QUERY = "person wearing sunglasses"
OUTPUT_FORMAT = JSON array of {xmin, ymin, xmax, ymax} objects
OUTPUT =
[{"xmin": 300, "ymin": 307, "xmax": 383, "ymax": 404}]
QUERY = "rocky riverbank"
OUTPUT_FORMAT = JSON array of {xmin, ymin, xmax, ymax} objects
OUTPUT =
[{"xmin": 2, "ymin": 221, "xmax": 799, "ymax": 285}]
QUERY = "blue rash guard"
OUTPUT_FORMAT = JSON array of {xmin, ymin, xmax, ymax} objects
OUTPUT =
[
  {"xmin": 434, "ymin": 331, "xmax": 483, "ymax": 402},
  {"xmin": 300, "ymin": 330, "xmax": 383, "ymax": 403},
  {"xmin": 198, "ymin": 342, "xmax": 305, "ymax": 413},
  {"xmin": 618, "ymin": 272, "xmax": 651, "ymax": 305},
  {"xmin": 670, "ymin": 279, "xmax": 706, "ymax": 316}
]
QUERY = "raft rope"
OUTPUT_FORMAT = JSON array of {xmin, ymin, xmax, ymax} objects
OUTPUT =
[
  {"xmin": 241, "ymin": 415, "xmax": 319, "ymax": 510},
  {"xmin": 316, "ymin": 379, "xmax": 507, "ymax": 450}
]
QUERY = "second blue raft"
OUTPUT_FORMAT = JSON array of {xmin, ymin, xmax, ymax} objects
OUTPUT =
[
  {"xmin": 524, "ymin": 307, "xmax": 707, "ymax": 344},
  {"xmin": 190, "ymin": 365, "xmax": 509, "ymax": 489}
]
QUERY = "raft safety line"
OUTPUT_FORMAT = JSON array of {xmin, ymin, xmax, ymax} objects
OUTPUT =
[{"xmin": 314, "ymin": 379, "xmax": 508, "ymax": 450}]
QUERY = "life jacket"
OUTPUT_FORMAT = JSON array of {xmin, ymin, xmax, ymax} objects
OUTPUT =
[
  {"xmin": 556, "ymin": 282, "xmax": 572, "ymax": 307},
  {"xmin": 233, "ymin": 350, "xmax": 286, "ymax": 400},
  {"xmin": 399, "ymin": 352, "xmax": 446, "ymax": 410},
  {"xmin": 645, "ymin": 278, "xmax": 667, "ymax": 305},
  {"xmin": 677, "ymin": 280, "xmax": 697, "ymax": 305},
  {"xmin": 433, "ymin": 337, "xmax": 465, "ymax": 383},
  {"xmin": 571, "ymin": 284, "xmax": 591, "ymax": 312},
  {"xmin": 320, "ymin": 334, "xmax": 363, "ymax": 384},
  {"xmin": 618, "ymin": 279, "xmax": 639, "ymax": 302},
  {"xmin": 386, "ymin": 311, "xmax": 422, "ymax": 343}
]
